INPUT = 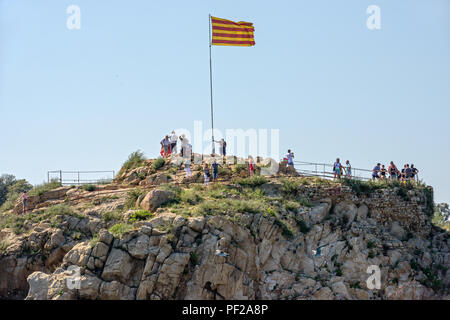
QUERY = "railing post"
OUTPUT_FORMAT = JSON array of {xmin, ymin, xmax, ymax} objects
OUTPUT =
[{"xmin": 60, "ymin": 170, "xmax": 62, "ymax": 185}]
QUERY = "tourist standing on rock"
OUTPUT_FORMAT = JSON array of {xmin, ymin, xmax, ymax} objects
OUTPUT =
[
  {"xmin": 169, "ymin": 131, "xmax": 178, "ymax": 154},
  {"xmin": 388, "ymin": 161, "xmax": 399, "ymax": 180},
  {"xmin": 405, "ymin": 164, "xmax": 412, "ymax": 181},
  {"xmin": 179, "ymin": 134, "xmax": 186, "ymax": 157},
  {"xmin": 160, "ymin": 135, "xmax": 171, "ymax": 158},
  {"xmin": 22, "ymin": 191, "xmax": 28, "ymax": 214},
  {"xmin": 380, "ymin": 165, "xmax": 387, "ymax": 179},
  {"xmin": 212, "ymin": 160, "xmax": 219, "ymax": 181},
  {"xmin": 214, "ymin": 139, "xmax": 227, "ymax": 156},
  {"xmin": 344, "ymin": 160, "xmax": 352, "ymax": 178},
  {"xmin": 286, "ymin": 150, "xmax": 294, "ymax": 168},
  {"xmin": 203, "ymin": 163, "xmax": 210, "ymax": 186},
  {"xmin": 333, "ymin": 158, "xmax": 343, "ymax": 180},
  {"xmin": 411, "ymin": 164, "xmax": 419, "ymax": 181},
  {"xmin": 372, "ymin": 163, "xmax": 381, "ymax": 180},
  {"xmin": 249, "ymin": 156, "xmax": 255, "ymax": 177}
]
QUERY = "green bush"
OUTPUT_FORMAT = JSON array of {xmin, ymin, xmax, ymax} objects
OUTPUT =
[
  {"xmin": 82, "ymin": 184, "xmax": 96, "ymax": 192},
  {"xmin": 0, "ymin": 240, "xmax": 11, "ymax": 253},
  {"xmin": 233, "ymin": 164, "xmax": 248, "ymax": 175},
  {"xmin": 284, "ymin": 200, "xmax": 299, "ymax": 212},
  {"xmin": 280, "ymin": 178, "xmax": 300, "ymax": 197},
  {"xmin": 193, "ymin": 198, "xmax": 266, "ymax": 216},
  {"xmin": 190, "ymin": 250, "xmax": 199, "ymax": 265},
  {"xmin": 0, "ymin": 176, "xmax": 33, "ymax": 211},
  {"xmin": 152, "ymin": 157, "xmax": 166, "ymax": 170},
  {"xmin": 0, "ymin": 204, "xmax": 81, "ymax": 235},
  {"xmin": 108, "ymin": 223, "xmax": 133, "ymax": 238},
  {"xmin": 179, "ymin": 188, "xmax": 203, "ymax": 205},
  {"xmin": 295, "ymin": 218, "xmax": 310, "ymax": 234},
  {"xmin": 237, "ymin": 176, "xmax": 268, "ymax": 187},
  {"xmin": 118, "ymin": 150, "xmax": 146, "ymax": 176},
  {"xmin": 367, "ymin": 240, "xmax": 375, "ymax": 249},
  {"xmin": 29, "ymin": 180, "xmax": 62, "ymax": 197},
  {"xmin": 101, "ymin": 210, "xmax": 123, "ymax": 223},
  {"xmin": 125, "ymin": 189, "xmax": 146, "ymax": 209},
  {"xmin": 300, "ymin": 197, "xmax": 312, "ymax": 208},
  {"xmin": 128, "ymin": 210, "xmax": 154, "ymax": 223}
]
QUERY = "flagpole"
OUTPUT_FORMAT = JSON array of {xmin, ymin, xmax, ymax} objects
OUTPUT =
[{"xmin": 209, "ymin": 14, "xmax": 216, "ymax": 155}]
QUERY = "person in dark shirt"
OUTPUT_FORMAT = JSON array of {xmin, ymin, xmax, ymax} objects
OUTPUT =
[
  {"xmin": 405, "ymin": 164, "xmax": 412, "ymax": 181},
  {"xmin": 388, "ymin": 161, "xmax": 399, "ymax": 180},
  {"xmin": 203, "ymin": 163, "xmax": 210, "ymax": 186},
  {"xmin": 212, "ymin": 161, "xmax": 219, "ymax": 181},
  {"xmin": 380, "ymin": 165, "xmax": 387, "ymax": 179}
]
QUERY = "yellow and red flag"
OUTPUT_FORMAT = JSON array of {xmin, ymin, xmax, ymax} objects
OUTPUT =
[{"xmin": 211, "ymin": 16, "xmax": 255, "ymax": 47}]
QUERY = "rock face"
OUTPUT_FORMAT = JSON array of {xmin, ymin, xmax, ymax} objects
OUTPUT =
[
  {"xmin": 1, "ymin": 166, "xmax": 449, "ymax": 300},
  {"xmin": 15, "ymin": 197, "xmax": 449, "ymax": 300}
]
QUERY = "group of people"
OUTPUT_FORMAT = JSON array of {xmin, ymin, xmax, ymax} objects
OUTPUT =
[
  {"xmin": 160, "ymin": 131, "xmax": 227, "ymax": 158},
  {"xmin": 332, "ymin": 158, "xmax": 420, "ymax": 181},
  {"xmin": 332, "ymin": 158, "xmax": 353, "ymax": 179},
  {"xmin": 372, "ymin": 162, "xmax": 419, "ymax": 181}
]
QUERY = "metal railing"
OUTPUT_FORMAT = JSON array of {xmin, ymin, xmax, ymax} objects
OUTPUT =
[
  {"xmin": 291, "ymin": 161, "xmax": 373, "ymax": 181},
  {"xmin": 47, "ymin": 170, "xmax": 115, "ymax": 185}
]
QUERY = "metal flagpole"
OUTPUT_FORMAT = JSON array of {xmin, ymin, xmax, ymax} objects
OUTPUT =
[{"xmin": 209, "ymin": 14, "xmax": 216, "ymax": 155}]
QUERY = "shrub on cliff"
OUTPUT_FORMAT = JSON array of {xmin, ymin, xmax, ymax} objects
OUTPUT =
[
  {"xmin": 118, "ymin": 150, "xmax": 146, "ymax": 177},
  {"xmin": 0, "ymin": 176, "xmax": 33, "ymax": 212},
  {"xmin": 108, "ymin": 223, "xmax": 133, "ymax": 238},
  {"xmin": 128, "ymin": 210, "xmax": 154, "ymax": 223},
  {"xmin": 0, "ymin": 204, "xmax": 80, "ymax": 234},
  {"xmin": 125, "ymin": 189, "xmax": 146, "ymax": 209},
  {"xmin": 280, "ymin": 178, "xmax": 300, "ymax": 197},
  {"xmin": 152, "ymin": 157, "xmax": 166, "ymax": 170},
  {"xmin": 236, "ymin": 176, "xmax": 268, "ymax": 187},
  {"xmin": 29, "ymin": 180, "xmax": 62, "ymax": 197}
]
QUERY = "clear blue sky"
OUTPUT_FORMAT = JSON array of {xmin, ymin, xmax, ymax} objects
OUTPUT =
[{"xmin": 1, "ymin": 0, "xmax": 449, "ymax": 204}]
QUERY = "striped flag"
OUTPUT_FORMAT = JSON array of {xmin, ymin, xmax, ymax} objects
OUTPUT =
[{"xmin": 211, "ymin": 16, "xmax": 255, "ymax": 47}]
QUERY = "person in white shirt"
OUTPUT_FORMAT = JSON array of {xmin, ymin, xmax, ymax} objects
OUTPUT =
[
  {"xmin": 169, "ymin": 130, "xmax": 178, "ymax": 154},
  {"xmin": 286, "ymin": 150, "xmax": 294, "ymax": 168},
  {"xmin": 214, "ymin": 139, "xmax": 227, "ymax": 156}
]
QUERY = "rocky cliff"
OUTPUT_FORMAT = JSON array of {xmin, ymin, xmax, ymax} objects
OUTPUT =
[{"xmin": 0, "ymin": 156, "xmax": 448, "ymax": 300}]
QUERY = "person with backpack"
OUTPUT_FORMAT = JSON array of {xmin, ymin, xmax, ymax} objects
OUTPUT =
[
  {"xmin": 388, "ymin": 161, "xmax": 399, "ymax": 180},
  {"xmin": 372, "ymin": 163, "xmax": 381, "ymax": 180},
  {"xmin": 333, "ymin": 158, "xmax": 343, "ymax": 180},
  {"xmin": 203, "ymin": 163, "xmax": 210, "ymax": 186}
]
